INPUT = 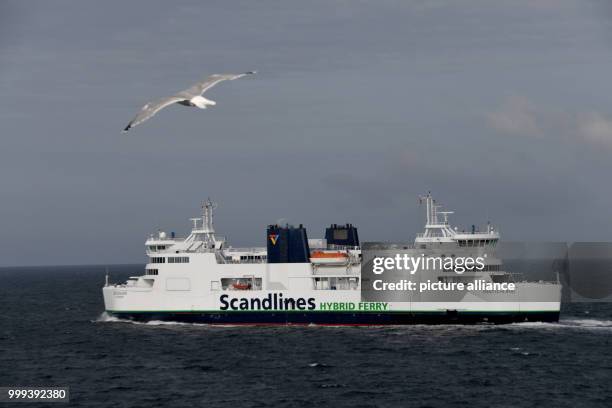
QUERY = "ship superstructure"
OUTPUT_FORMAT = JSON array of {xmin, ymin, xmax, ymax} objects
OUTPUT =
[{"xmin": 103, "ymin": 194, "xmax": 561, "ymax": 324}]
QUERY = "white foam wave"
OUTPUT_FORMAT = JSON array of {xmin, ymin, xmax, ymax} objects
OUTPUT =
[
  {"xmin": 94, "ymin": 312, "xmax": 191, "ymax": 326},
  {"xmin": 94, "ymin": 312, "xmax": 124, "ymax": 323},
  {"xmin": 507, "ymin": 318, "xmax": 612, "ymax": 331},
  {"xmin": 141, "ymin": 320, "xmax": 195, "ymax": 326},
  {"xmin": 93, "ymin": 313, "xmax": 225, "ymax": 328},
  {"xmin": 559, "ymin": 318, "xmax": 612, "ymax": 328}
]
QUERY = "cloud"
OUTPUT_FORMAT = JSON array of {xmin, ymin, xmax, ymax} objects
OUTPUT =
[
  {"xmin": 577, "ymin": 112, "xmax": 612, "ymax": 148},
  {"xmin": 488, "ymin": 96, "xmax": 612, "ymax": 150},
  {"xmin": 487, "ymin": 96, "xmax": 542, "ymax": 137}
]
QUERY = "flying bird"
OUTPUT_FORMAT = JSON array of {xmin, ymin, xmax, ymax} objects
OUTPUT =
[{"xmin": 123, "ymin": 71, "xmax": 256, "ymax": 132}]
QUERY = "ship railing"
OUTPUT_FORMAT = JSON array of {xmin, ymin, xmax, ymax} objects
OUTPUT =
[
  {"xmin": 507, "ymin": 272, "xmax": 560, "ymax": 284},
  {"xmin": 324, "ymin": 245, "xmax": 361, "ymax": 251},
  {"xmin": 312, "ymin": 269, "xmax": 359, "ymax": 276},
  {"xmin": 416, "ymin": 231, "xmax": 498, "ymax": 237},
  {"xmin": 362, "ymin": 243, "xmax": 416, "ymax": 249},
  {"xmin": 146, "ymin": 236, "xmax": 183, "ymax": 242},
  {"xmin": 222, "ymin": 258, "xmax": 268, "ymax": 264},
  {"xmin": 223, "ymin": 247, "xmax": 267, "ymax": 253}
]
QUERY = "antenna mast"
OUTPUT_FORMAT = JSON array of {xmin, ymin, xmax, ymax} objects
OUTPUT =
[{"xmin": 202, "ymin": 198, "xmax": 217, "ymax": 235}]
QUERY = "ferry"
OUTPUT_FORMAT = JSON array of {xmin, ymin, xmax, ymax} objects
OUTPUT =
[{"xmin": 102, "ymin": 194, "xmax": 561, "ymax": 325}]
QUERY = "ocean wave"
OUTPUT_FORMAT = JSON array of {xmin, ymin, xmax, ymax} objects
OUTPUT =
[
  {"xmin": 93, "ymin": 313, "xmax": 242, "ymax": 328},
  {"xmin": 507, "ymin": 318, "xmax": 612, "ymax": 330},
  {"xmin": 94, "ymin": 311, "xmax": 124, "ymax": 323},
  {"xmin": 564, "ymin": 318, "xmax": 612, "ymax": 326},
  {"xmin": 94, "ymin": 312, "xmax": 194, "ymax": 326}
]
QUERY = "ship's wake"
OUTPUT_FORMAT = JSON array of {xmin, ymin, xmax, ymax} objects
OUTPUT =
[
  {"xmin": 506, "ymin": 318, "xmax": 612, "ymax": 331},
  {"xmin": 95, "ymin": 312, "xmax": 124, "ymax": 323},
  {"xmin": 94, "ymin": 312, "xmax": 196, "ymax": 326},
  {"xmin": 94, "ymin": 312, "xmax": 236, "ymax": 328},
  {"xmin": 93, "ymin": 312, "xmax": 612, "ymax": 330}
]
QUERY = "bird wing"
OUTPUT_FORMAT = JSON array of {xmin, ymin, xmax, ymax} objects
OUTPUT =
[
  {"xmin": 123, "ymin": 96, "xmax": 185, "ymax": 132},
  {"xmin": 180, "ymin": 71, "xmax": 256, "ymax": 97}
]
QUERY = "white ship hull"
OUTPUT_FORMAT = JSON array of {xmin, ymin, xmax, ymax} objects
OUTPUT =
[{"xmin": 103, "ymin": 254, "xmax": 561, "ymax": 325}]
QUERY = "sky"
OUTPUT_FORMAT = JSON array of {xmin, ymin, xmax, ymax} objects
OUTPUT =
[{"xmin": 2, "ymin": 0, "xmax": 612, "ymax": 266}]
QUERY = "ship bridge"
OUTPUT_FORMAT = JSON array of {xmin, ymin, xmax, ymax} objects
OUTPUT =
[
  {"xmin": 145, "ymin": 199, "xmax": 227, "ymax": 255},
  {"xmin": 414, "ymin": 193, "xmax": 499, "ymax": 248}
]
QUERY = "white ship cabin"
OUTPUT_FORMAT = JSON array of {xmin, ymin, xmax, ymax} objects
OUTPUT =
[
  {"xmin": 414, "ymin": 193, "xmax": 500, "ymax": 249},
  {"xmin": 143, "ymin": 199, "xmax": 361, "ymax": 266},
  {"xmin": 412, "ymin": 193, "xmax": 507, "ymax": 284},
  {"xmin": 144, "ymin": 199, "xmax": 267, "ymax": 264},
  {"xmin": 121, "ymin": 199, "xmax": 362, "ymax": 292},
  {"xmin": 108, "ymin": 194, "xmax": 506, "ymax": 291}
]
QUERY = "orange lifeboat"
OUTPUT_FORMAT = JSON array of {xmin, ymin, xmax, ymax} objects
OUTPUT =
[
  {"xmin": 231, "ymin": 282, "xmax": 252, "ymax": 290},
  {"xmin": 310, "ymin": 250, "xmax": 349, "ymax": 265}
]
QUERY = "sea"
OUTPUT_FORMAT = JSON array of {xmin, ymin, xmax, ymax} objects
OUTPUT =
[{"xmin": 1, "ymin": 265, "xmax": 611, "ymax": 408}]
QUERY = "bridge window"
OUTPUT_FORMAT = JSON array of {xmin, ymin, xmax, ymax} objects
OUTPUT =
[
  {"xmin": 150, "ymin": 257, "xmax": 165, "ymax": 264},
  {"xmin": 239, "ymin": 255, "xmax": 266, "ymax": 263},
  {"xmin": 168, "ymin": 257, "xmax": 190, "ymax": 264},
  {"xmin": 146, "ymin": 269, "xmax": 158, "ymax": 275},
  {"xmin": 148, "ymin": 245, "xmax": 168, "ymax": 252}
]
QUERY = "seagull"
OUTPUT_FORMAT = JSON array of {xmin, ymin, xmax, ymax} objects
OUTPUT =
[{"xmin": 123, "ymin": 71, "xmax": 256, "ymax": 132}]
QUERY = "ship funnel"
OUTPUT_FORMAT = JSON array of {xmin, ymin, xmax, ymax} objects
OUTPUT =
[
  {"xmin": 267, "ymin": 224, "xmax": 310, "ymax": 263},
  {"xmin": 325, "ymin": 224, "xmax": 359, "ymax": 248}
]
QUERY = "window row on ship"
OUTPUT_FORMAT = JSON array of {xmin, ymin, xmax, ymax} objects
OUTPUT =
[
  {"xmin": 149, "ymin": 256, "xmax": 190, "ymax": 264},
  {"xmin": 142, "ymin": 269, "xmax": 359, "ymax": 291},
  {"xmin": 457, "ymin": 239, "xmax": 498, "ymax": 247}
]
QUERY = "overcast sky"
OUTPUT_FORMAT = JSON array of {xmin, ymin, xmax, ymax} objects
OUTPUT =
[{"xmin": 2, "ymin": 0, "xmax": 612, "ymax": 266}]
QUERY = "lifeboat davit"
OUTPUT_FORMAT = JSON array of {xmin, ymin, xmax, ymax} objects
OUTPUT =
[{"xmin": 310, "ymin": 250, "xmax": 349, "ymax": 265}]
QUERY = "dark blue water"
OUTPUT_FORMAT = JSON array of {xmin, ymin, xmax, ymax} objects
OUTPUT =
[{"xmin": 1, "ymin": 265, "xmax": 611, "ymax": 407}]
